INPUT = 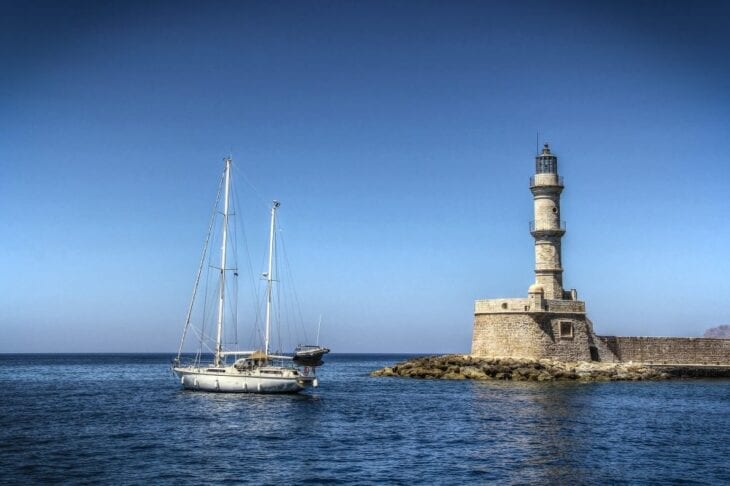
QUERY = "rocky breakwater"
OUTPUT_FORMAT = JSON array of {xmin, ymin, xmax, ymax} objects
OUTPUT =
[{"xmin": 371, "ymin": 355, "xmax": 671, "ymax": 381}]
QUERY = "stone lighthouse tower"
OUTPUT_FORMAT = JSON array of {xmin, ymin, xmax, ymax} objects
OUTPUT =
[
  {"xmin": 529, "ymin": 143, "xmax": 567, "ymax": 301},
  {"xmin": 471, "ymin": 143, "xmax": 601, "ymax": 362}
]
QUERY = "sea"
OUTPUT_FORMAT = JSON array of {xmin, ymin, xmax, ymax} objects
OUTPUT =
[{"xmin": 0, "ymin": 353, "xmax": 728, "ymax": 485}]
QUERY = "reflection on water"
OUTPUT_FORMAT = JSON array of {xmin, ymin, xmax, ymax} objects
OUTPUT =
[
  {"xmin": 469, "ymin": 381, "xmax": 594, "ymax": 483},
  {"xmin": 0, "ymin": 354, "xmax": 729, "ymax": 483}
]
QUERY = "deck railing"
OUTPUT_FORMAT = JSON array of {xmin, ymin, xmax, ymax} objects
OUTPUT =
[{"xmin": 529, "ymin": 175, "xmax": 563, "ymax": 188}]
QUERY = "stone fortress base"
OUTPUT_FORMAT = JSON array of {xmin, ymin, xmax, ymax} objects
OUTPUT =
[
  {"xmin": 471, "ymin": 297, "xmax": 730, "ymax": 365},
  {"xmin": 472, "ymin": 297, "xmax": 604, "ymax": 362}
]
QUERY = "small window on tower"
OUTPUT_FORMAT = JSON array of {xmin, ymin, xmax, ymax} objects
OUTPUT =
[{"xmin": 559, "ymin": 321, "xmax": 574, "ymax": 339}]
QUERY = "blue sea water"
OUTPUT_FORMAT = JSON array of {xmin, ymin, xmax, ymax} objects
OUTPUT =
[{"xmin": 0, "ymin": 354, "xmax": 729, "ymax": 485}]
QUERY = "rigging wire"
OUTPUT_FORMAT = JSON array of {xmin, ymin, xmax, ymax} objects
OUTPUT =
[
  {"xmin": 277, "ymin": 230, "xmax": 295, "ymax": 350},
  {"xmin": 230, "ymin": 161, "xmax": 270, "ymax": 351},
  {"xmin": 274, "ymin": 231, "xmax": 282, "ymax": 353},
  {"xmin": 199, "ymin": 196, "xmax": 223, "ymax": 365},
  {"xmin": 231, "ymin": 165, "xmax": 266, "ymax": 352},
  {"xmin": 230, "ymin": 162, "xmax": 271, "ymax": 213},
  {"xmin": 278, "ymin": 228, "xmax": 310, "ymax": 344},
  {"xmin": 189, "ymin": 324, "xmax": 216, "ymax": 356},
  {"xmin": 228, "ymin": 174, "xmax": 239, "ymax": 351},
  {"xmin": 198, "ymin": 235, "xmax": 215, "ymax": 365},
  {"xmin": 177, "ymin": 169, "xmax": 224, "ymax": 361},
  {"xmin": 281, "ymin": 234, "xmax": 298, "ymax": 345},
  {"xmin": 253, "ymin": 227, "xmax": 269, "ymax": 349}
]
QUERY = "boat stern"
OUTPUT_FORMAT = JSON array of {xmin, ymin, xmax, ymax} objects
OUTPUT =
[{"xmin": 296, "ymin": 367, "xmax": 319, "ymax": 388}]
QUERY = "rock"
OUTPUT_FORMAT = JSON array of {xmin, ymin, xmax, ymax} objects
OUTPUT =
[
  {"xmin": 370, "ymin": 367, "xmax": 394, "ymax": 377},
  {"xmin": 461, "ymin": 367, "xmax": 487, "ymax": 380},
  {"xmin": 370, "ymin": 355, "xmax": 693, "ymax": 382},
  {"xmin": 442, "ymin": 371, "xmax": 466, "ymax": 380},
  {"xmin": 513, "ymin": 367, "xmax": 535, "ymax": 380},
  {"xmin": 537, "ymin": 371, "xmax": 554, "ymax": 381}
]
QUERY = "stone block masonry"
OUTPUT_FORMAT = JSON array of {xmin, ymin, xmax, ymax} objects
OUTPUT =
[
  {"xmin": 599, "ymin": 336, "xmax": 730, "ymax": 365},
  {"xmin": 471, "ymin": 308, "xmax": 594, "ymax": 362}
]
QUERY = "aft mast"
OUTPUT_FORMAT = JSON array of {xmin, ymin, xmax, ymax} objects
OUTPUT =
[
  {"xmin": 264, "ymin": 200, "xmax": 280, "ymax": 358},
  {"xmin": 214, "ymin": 157, "xmax": 232, "ymax": 367}
]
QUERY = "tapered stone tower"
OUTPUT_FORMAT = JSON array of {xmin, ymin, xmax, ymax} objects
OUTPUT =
[{"xmin": 529, "ymin": 144, "xmax": 566, "ymax": 300}]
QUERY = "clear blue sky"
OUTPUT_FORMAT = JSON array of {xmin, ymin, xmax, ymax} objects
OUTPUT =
[{"xmin": 2, "ymin": 1, "xmax": 729, "ymax": 353}]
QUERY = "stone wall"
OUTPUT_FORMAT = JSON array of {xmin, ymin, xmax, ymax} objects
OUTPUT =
[
  {"xmin": 474, "ymin": 298, "xmax": 585, "ymax": 314},
  {"xmin": 598, "ymin": 336, "xmax": 730, "ymax": 365},
  {"xmin": 475, "ymin": 298, "xmax": 530, "ymax": 314},
  {"xmin": 471, "ymin": 311, "xmax": 594, "ymax": 362},
  {"xmin": 472, "ymin": 304, "xmax": 730, "ymax": 365}
]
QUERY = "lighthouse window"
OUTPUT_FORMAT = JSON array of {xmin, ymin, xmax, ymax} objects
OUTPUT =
[
  {"xmin": 559, "ymin": 321, "xmax": 574, "ymax": 339},
  {"xmin": 536, "ymin": 157, "xmax": 556, "ymax": 174},
  {"xmin": 552, "ymin": 207, "xmax": 558, "ymax": 213}
]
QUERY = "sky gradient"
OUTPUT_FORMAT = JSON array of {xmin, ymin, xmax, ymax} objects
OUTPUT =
[{"xmin": 2, "ymin": 0, "xmax": 729, "ymax": 353}]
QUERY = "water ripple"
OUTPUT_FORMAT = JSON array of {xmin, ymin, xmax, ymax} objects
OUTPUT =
[{"xmin": 0, "ymin": 354, "xmax": 729, "ymax": 484}]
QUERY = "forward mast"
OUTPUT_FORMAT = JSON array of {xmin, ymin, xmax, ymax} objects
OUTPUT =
[
  {"xmin": 264, "ymin": 200, "xmax": 280, "ymax": 358},
  {"xmin": 214, "ymin": 157, "xmax": 232, "ymax": 367}
]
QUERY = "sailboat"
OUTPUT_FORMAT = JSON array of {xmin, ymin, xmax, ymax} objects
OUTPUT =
[{"xmin": 172, "ymin": 157, "xmax": 324, "ymax": 393}]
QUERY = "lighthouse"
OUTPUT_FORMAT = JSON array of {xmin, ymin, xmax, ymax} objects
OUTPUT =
[
  {"xmin": 470, "ymin": 142, "xmax": 726, "ymax": 365},
  {"xmin": 472, "ymin": 143, "xmax": 596, "ymax": 362},
  {"xmin": 529, "ymin": 143, "xmax": 567, "ymax": 301}
]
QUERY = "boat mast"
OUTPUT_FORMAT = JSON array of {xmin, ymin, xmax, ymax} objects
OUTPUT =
[
  {"xmin": 264, "ymin": 200, "xmax": 280, "ymax": 357},
  {"xmin": 214, "ymin": 157, "xmax": 232, "ymax": 366},
  {"xmin": 317, "ymin": 315, "xmax": 322, "ymax": 346}
]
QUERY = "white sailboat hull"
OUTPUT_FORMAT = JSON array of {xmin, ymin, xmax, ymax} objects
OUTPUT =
[{"xmin": 173, "ymin": 366, "xmax": 317, "ymax": 394}]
